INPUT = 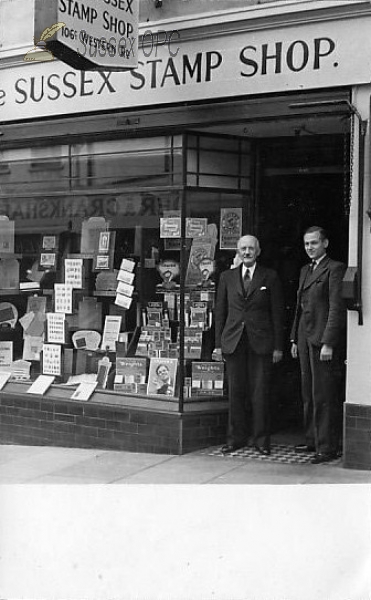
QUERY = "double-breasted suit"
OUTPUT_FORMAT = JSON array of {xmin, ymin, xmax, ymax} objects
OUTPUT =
[
  {"xmin": 215, "ymin": 263, "xmax": 284, "ymax": 448},
  {"xmin": 290, "ymin": 256, "xmax": 346, "ymax": 454}
]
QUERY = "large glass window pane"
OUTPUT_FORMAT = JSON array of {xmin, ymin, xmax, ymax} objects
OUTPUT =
[
  {"xmin": 0, "ymin": 146, "xmax": 70, "ymax": 194},
  {"xmin": 71, "ymin": 136, "xmax": 183, "ymax": 189},
  {"xmin": 187, "ymin": 133, "xmax": 251, "ymax": 190}
]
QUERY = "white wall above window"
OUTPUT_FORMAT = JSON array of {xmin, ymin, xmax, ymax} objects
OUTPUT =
[{"xmin": 0, "ymin": 0, "xmax": 34, "ymax": 54}]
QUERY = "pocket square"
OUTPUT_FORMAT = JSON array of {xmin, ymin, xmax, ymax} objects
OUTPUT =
[{"xmin": 260, "ymin": 286, "xmax": 267, "ymax": 290}]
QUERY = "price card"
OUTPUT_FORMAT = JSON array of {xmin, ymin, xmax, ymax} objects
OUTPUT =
[
  {"xmin": 0, "ymin": 218, "xmax": 14, "ymax": 253},
  {"xmin": 46, "ymin": 313, "xmax": 65, "ymax": 344},
  {"xmin": 22, "ymin": 335, "xmax": 44, "ymax": 361},
  {"xmin": 116, "ymin": 281, "xmax": 134, "ymax": 297},
  {"xmin": 116, "ymin": 269, "xmax": 135, "ymax": 285},
  {"xmin": 27, "ymin": 375, "xmax": 55, "ymax": 395},
  {"xmin": 186, "ymin": 218, "xmax": 208, "ymax": 238},
  {"xmin": 64, "ymin": 258, "xmax": 83, "ymax": 289},
  {"xmin": 42, "ymin": 343, "xmax": 62, "ymax": 376},
  {"xmin": 0, "ymin": 341, "xmax": 13, "ymax": 371},
  {"xmin": 0, "ymin": 371, "xmax": 11, "ymax": 390},
  {"xmin": 115, "ymin": 293, "xmax": 132, "ymax": 310},
  {"xmin": 40, "ymin": 253, "xmax": 56, "ymax": 268},
  {"xmin": 101, "ymin": 315, "xmax": 122, "ymax": 351},
  {"xmin": 71, "ymin": 381, "xmax": 97, "ymax": 401},
  {"xmin": 43, "ymin": 236, "xmax": 57, "ymax": 250},
  {"xmin": 54, "ymin": 284, "xmax": 73, "ymax": 314},
  {"xmin": 95, "ymin": 255, "xmax": 110, "ymax": 270},
  {"xmin": 160, "ymin": 217, "xmax": 181, "ymax": 238},
  {"xmin": 98, "ymin": 231, "xmax": 111, "ymax": 253},
  {"xmin": 119, "ymin": 258, "xmax": 135, "ymax": 272}
]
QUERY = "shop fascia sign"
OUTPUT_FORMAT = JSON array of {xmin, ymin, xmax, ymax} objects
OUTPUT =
[
  {"xmin": 31, "ymin": 0, "xmax": 138, "ymax": 71},
  {"xmin": 2, "ymin": 16, "xmax": 371, "ymax": 122}
]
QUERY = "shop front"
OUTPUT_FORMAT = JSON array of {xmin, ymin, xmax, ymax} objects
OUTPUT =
[{"xmin": 1, "ymin": 2, "xmax": 371, "ymax": 462}]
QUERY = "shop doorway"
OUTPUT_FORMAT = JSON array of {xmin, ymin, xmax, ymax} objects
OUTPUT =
[{"xmin": 255, "ymin": 133, "xmax": 349, "ymax": 431}]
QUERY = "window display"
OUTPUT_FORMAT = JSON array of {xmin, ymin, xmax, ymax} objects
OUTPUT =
[{"xmin": 0, "ymin": 132, "xmax": 251, "ymax": 408}]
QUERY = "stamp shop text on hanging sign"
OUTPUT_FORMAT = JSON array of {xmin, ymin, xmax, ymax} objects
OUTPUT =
[{"xmin": 33, "ymin": 0, "xmax": 139, "ymax": 71}]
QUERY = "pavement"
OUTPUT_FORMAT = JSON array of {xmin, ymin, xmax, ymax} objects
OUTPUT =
[{"xmin": 1, "ymin": 433, "xmax": 371, "ymax": 484}]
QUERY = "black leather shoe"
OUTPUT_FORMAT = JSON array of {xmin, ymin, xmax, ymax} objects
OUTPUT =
[
  {"xmin": 221, "ymin": 444, "xmax": 244, "ymax": 454},
  {"xmin": 311, "ymin": 452, "xmax": 337, "ymax": 464},
  {"xmin": 295, "ymin": 444, "xmax": 316, "ymax": 453},
  {"xmin": 254, "ymin": 445, "xmax": 271, "ymax": 456}
]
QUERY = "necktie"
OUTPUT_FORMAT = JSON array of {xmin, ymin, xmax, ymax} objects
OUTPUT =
[
  {"xmin": 243, "ymin": 269, "xmax": 251, "ymax": 293},
  {"xmin": 309, "ymin": 260, "xmax": 316, "ymax": 273}
]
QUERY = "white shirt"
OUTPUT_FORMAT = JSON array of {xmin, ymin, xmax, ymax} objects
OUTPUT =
[
  {"xmin": 312, "ymin": 254, "xmax": 327, "ymax": 270},
  {"xmin": 242, "ymin": 263, "xmax": 257, "ymax": 280}
]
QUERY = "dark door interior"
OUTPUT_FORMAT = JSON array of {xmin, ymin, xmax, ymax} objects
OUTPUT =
[{"xmin": 255, "ymin": 134, "xmax": 349, "ymax": 431}]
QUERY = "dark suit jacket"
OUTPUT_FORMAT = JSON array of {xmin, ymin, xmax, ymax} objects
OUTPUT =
[
  {"xmin": 290, "ymin": 256, "xmax": 347, "ymax": 347},
  {"xmin": 215, "ymin": 264, "xmax": 284, "ymax": 355}
]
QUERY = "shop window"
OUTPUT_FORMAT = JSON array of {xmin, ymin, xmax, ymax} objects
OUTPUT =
[{"xmin": 0, "ymin": 132, "xmax": 252, "ymax": 410}]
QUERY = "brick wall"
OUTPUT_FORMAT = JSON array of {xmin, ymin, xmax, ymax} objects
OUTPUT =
[
  {"xmin": 343, "ymin": 404, "xmax": 371, "ymax": 470},
  {"xmin": 0, "ymin": 393, "xmax": 228, "ymax": 455},
  {"xmin": 181, "ymin": 413, "xmax": 228, "ymax": 454}
]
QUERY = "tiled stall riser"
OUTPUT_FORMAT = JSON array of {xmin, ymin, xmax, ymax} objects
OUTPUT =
[
  {"xmin": 344, "ymin": 404, "xmax": 371, "ymax": 470},
  {"xmin": 0, "ymin": 396, "xmax": 228, "ymax": 455}
]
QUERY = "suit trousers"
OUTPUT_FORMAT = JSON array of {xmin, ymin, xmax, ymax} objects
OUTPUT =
[
  {"xmin": 298, "ymin": 321, "xmax": 343, "ymax": 455},
  {"xmin": 224, "ymin": 330, "xmax": 272, "ymax": 448}
]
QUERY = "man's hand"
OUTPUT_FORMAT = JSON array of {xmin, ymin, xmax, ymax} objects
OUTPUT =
[
  {"xmin": 320, "ymin": 344, "xmax": 333, "ymax": 361},
  {"xmin": 273, "ymin": 350, "xmax": 283, "ymax": 364},
  {"xmin": 291, "ymin": 343, "xmax": 298, "ymax": 359},
  {"xmin": 212, "ymin": 348, "xmax": 223, "ymax": 362}
]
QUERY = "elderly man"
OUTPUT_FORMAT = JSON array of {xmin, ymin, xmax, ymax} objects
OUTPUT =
[
  {"xmin": 290, "ymin": 226, "xmax": 346, "ymax": 464},
  {"xmin": 214, "ymin": 235, "xmax": 285, "ymax": 455}
]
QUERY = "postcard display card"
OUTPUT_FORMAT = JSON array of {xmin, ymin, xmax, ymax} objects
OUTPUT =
[
  {"xmin": 185, "ymin": 223, "xmax": 218, "ymax": 287},
  {"xmin": 64, "ymin": 258, "xmax": 83, "ymax": 289},
  {"xmin": 220, "ymin": 208, "xmax": 243, "ymax": 250},
  {"xmin": 46, "ymin": 313, "xmax": 66, "ymax": 344},
  {"xmin": 161, "ymin": 210, "xmax": 181, "ymax": 251},
  {"xmin": 47, "ymin": 283, "xmax": 73, "ymax": 379},
  {"xmin": 191, "ymin": 362, "xmax": 225, "ymax": 396},
  {"xmin": 114, "ymin": 357, "xmax": 148, "ymax": 394},
  {"xmin": 115, "ymin": 258, "xmax": 136, "ymax": 310},
  {"xmin": 147, "ymin": 357, "xmax": 178, "ymax": 396},
  {"xmin": 54, "ymin": 284, "xmax": 73, "ymax": 314}
]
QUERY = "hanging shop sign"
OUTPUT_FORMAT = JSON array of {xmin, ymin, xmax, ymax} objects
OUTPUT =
[
  {"xmin": 31, "ymin": 0, "xmax": 139, "ymax": 71},
  {"xmin": 2, "ymin": 14, "xmax": 371, "ymax": 120}
]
